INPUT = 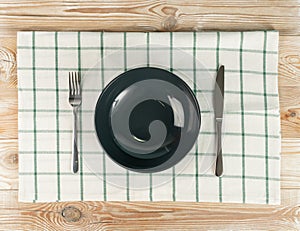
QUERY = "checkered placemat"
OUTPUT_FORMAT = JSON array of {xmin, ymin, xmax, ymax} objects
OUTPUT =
[{"xmin": 17, "ymin": 31, "xmax": 281, "ymax": 204}]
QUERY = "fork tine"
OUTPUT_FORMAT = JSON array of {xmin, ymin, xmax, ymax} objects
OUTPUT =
[
  {"xmin": 69, "ymin": 72, "xmax": 82, "ymax": 97},
  {"xmin": 73, "ymin": 72, "xmax": 76, "ymax": 95},
  {"xmin": 71, "ymin": 72, "xmax": 73, "ymax": 95},
  {"xmin": 78, "ymin": 72, "xmax": 81, "ymax": 95},
  {"xmin": 69, "ymin": 72, "xmax": 72, "ymax": 95},
  {"xmin": 72, "ymin": 72, "xmax": 76, "ymax": 95},
  {"xmin": 75, "ymin": 72, "xmax": 79, "ymax": 95}
]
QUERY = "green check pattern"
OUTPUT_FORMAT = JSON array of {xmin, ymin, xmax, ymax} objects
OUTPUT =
[{"xmin": 17, "ymin": 31, "xmax": 281, "ymax": 204}]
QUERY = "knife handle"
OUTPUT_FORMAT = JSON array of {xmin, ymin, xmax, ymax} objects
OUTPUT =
[{"xmin": 215, "ymin": 118, "xmax": 223, "ymax": 177}]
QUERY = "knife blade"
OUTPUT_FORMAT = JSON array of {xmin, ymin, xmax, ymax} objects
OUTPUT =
[{"xmin": 214, "ymin": 65, "xmax": 224, "ymax": 177}]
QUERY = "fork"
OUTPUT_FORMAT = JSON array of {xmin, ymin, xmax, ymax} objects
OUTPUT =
[{"xmin": 69, "ymin": 72, "xmax": 82, "ymax": 174}]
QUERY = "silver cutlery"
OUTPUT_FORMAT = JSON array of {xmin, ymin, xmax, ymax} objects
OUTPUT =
[
  {"xmin": 214, "ymin": 65, "xmax": 224, "ymax": 177},
  {"xmin": 68, "ymin": 72, "xmax": 82, "ymax": 174}
]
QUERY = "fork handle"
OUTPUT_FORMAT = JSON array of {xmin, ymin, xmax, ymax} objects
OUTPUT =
[{"xmin": 72, "ymin": 108, "xmax": 79, "ymax": 173}]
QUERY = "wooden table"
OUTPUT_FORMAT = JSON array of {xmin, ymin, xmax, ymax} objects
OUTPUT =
[{"xmin": 0, "ymin": 1, "xmax": 299, "ymax": 230}]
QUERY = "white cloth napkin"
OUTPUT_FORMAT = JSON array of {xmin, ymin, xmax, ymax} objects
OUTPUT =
[{"xmin": 17, "ymin": 31, "xmax": 280, "ymax": 204}]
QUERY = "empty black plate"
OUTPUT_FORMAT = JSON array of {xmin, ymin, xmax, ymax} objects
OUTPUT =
[{"xmin": 95, "ymin": 67, "xmax": 201, "ymax": 173}]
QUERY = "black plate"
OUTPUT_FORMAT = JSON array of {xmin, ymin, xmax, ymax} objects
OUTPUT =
[{"xmin": 95, "ymin": 67, "xmax": 201, "ymax": 173}]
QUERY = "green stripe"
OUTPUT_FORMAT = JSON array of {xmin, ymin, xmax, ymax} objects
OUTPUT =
[
  {"xmin": 19, "ymin": 151, "xmax": 101, "ymax": 155},
  {"xmin": 18, "ymin": 87, "xmax": 279, "ymax": 98},
  {"xmin": 17, "ymin": 66, "xmax": 277, "ymax": 75},
  {"xmin": 54, "ymin": 32, "xmax": 61, "ymax": 201},
  {"xmin": 102, "ymin": 150, "xmax": 107, "ymax": 201},
  {"xmin": 18, "ymin": 108, "xmax": 279, "ymax": 117},
  {"xmin": 124, "ymin": 32, "xmax": 128, "ymax": 72},
  {"xmin": 216, "ymin": 31, "xmax": 222, "ymax": 203},
  {"xmin": 19, "ymin": 88, "xmax": 68, "ymax": 92},
  {"xmin": 18, "ymin": 88, "xmax": 278, "ymax": 97},
  {"xmin": 240, "ymin": 32, "xmax": 246, "ymax": 203},
  {"xmin": 100, "ymin": 32, "xmax": 107, "ymax": 201},
  {"xmin": 172, "ymin": 167, "xmax": 176, "ymax": 201},
  {"xmin": 18, "ymin": 150, "xmax": 280, "ymax": 160},
  {"xmin": 149, "ymin": 173, "xmax": 153, "ymax": 201},
  {"xmin": 126, "ymin": 171, "xmax": 130, "ymax": 201},
  {"xmin": 226, "ymin": 111, "xmax": 279, "ymax": 117},
  {"xmin": 18, "ymin": 129, "xmax": 280, "ymax": 138},
  {"xmin": 19, "ymin": 109, "xmax": 93, "ymax": 113},
  {"xmin": 223, "ymin": 153, "xmax": 279, "ymax": 159},
  {"xmin": 170, "ymin": 32, "xmax": 173, "ymax": 72},
  {"xmin": 216, "ymin": 32, "xmax": 220, "ymax": 70},
  {"xmin": 146, "ymin": 32, "xmax": 153, "ymax": 201},
  {"xmin": 193, "ymin": 32, "xmax": 199, "ymax": 202},
  {"xmin": 263, "ymin": 31, "xmax": 269, "ymax": 204},
  {"xmin": 18, "ymin": 130, "xmax": 98, "ymax": 133},
  {"xmin": 196, "ymin": 89, "xmax": 279, "ymax": 97},
  {"xmin": 123, "ymin": 32, "xmax": 130, "ymax": 201},
  {"xmin": 147, "ymin": 32, "xmax": 150, "ymax": 68},
  {"xmin": 77, "ymin": 32, "xmax": 84, "ymax": 201},
  {"xmin": 186, "ymin": 131, "xmax": 269, "ymax": 137},
  {"xmin": 32, "ymin": 31, "xmax": 38, "ymax": 202},
  {"xmin": 170, "ymin": 32, "xmax": 176, "ymax": 201},
  {"xmin": 17, "ymin": 45, "xmax": 277, "ymax": 54},
  {"xmin": 18, "ymin": 172, "xmax": 280, "ymax": 181},
  {"xmin": 225, "ymin": 91, "xmax": 278, "ymax": 97}
]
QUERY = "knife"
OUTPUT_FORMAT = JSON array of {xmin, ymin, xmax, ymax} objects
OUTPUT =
[{"xmin": 214, "ymin": 65, "xmax": 224, "ymax": 177}]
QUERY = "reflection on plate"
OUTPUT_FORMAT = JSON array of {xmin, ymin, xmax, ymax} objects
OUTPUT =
[{"xmin": 95, "ymin": 67, "xmax": 201, "ymax": 173}]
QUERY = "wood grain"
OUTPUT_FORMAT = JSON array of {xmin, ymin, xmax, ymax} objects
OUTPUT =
[
  {"xmin": 282, "ymin": 138, "xmax": 300, "ymax": 155},
  {"xmin": 0, "ymin": 88, "xmax": 17, "ymax": 140},
  {"xmin": 0, "ymin": 0, "xmax": 299, "ymax": 230},
  {"xmin": 278, "ymin": 35, "xmax": 300, "ymax": 137},
  {"xmin": 0, "ymin": 0, "xmax": 299, "ymax": 37},
  {"xmin": 276, "ymin": 36, "xmax": 300, "ymax": 139},
  {"xmin": 278, "ymin": 36, "xmax": 300, "ymax": 87},
  {"xmin": 0, "ymin": 190, "xmax": 299, "ymax": 231},
  {"xmin": 281, "ymin": 154, "xmax": 300, "ymax": 190},
  {"xmin": 0, "ymin": 37, "xmax": 17, "ymax": 88},
  {"xmin": 0, "ymin": 140, "xmax": 18, "ymax": 190}
]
